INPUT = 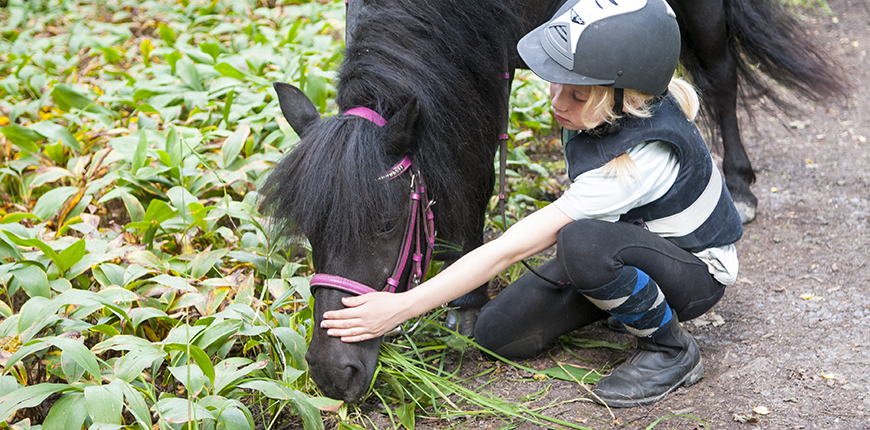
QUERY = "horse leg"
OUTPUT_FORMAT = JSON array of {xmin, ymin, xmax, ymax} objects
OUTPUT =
[
  {"xmin": 668, "ymin": 0, "xmax": 757, "ymax": 223},
  {"xmin": 441, "ymin": 177, "xmax": 497, "ymax": 337}
]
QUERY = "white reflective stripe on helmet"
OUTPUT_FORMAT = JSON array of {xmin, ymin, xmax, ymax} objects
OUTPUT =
[
  {"xmin": 645, "ymin": 158, "xmax": 723, "ymax": 237},
  {"xmin": 542, "ymin": 0, "xmax": 647, "ymax": 71}
]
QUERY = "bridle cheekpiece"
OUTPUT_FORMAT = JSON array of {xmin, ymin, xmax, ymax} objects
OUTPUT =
[{"xmin": 309, "ymin": 107, "xmax": 436, "ymax": 297}]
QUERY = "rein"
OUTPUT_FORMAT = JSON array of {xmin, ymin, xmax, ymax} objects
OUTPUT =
[{"xmin": 309, "ymin": 108, "xmax": 436, "ymax": 296}]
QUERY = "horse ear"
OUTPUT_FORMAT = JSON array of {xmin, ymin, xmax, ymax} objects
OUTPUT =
[
  {"xmin": 384, "ymin": 96, "xmax": 419, "ymax": 156},
  {"xmin": 273, "ymin": 82, "xmax": 321, "ymax": 138}
]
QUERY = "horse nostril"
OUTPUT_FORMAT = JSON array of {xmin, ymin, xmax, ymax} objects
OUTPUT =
[{"xmin": 308, "ymin": 356, "xmax": 370, "ymax": 403}]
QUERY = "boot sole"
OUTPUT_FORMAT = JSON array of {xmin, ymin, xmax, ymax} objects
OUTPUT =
[{"xmin": 591, "ymin": 358, "xmax": 705, "ymax": 408}]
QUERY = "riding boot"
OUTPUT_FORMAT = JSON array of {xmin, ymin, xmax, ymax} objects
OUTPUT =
[{"xmin": 591, "ymin": 315, "xmax": 703, "ymax": 408}]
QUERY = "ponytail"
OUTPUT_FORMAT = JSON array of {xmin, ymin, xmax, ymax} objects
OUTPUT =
[{"xmin": 600, "ymin": 77, "xmax": 700, "ymax": 183}]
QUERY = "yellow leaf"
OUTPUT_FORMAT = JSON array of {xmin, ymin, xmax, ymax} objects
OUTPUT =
[{"xmin": 753, "ymin": 406, "xmax": 770, "ymax": 415}]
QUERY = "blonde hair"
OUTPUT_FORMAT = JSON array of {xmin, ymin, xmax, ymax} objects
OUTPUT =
[{"xmin": 584, "ymin": 77, "xmax": 700, "ymax": 183}]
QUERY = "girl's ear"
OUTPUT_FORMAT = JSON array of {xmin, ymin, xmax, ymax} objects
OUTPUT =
[
  {"xmin": 384, "ymin": 96, "xmax": 419, "ymax": 157},
  {"xmin": 273, "ymin": 82, "xmax": 321, "ymax": 138}
]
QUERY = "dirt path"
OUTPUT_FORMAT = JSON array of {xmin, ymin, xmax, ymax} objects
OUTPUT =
[{"xmin": 403, "ymin": 0, "xmax": 870, "ymax": 428}]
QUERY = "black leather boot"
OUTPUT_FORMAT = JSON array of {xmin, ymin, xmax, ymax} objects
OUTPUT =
[{"xmin": 591, "ymin": 315, "xmax": 703, "ymax": 408}]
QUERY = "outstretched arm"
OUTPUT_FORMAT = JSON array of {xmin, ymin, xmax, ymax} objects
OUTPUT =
[{"xmin": 321, "ymin": 203, "xmax": 574, "ymax": 342}]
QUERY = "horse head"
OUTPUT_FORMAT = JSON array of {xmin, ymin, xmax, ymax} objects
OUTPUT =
[{"xmin": 262, "ymin": 83, "xmax": 422, "ymax": 402}]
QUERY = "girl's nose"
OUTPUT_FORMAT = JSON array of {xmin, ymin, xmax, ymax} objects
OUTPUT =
[{"xmin": 550, "ymin": 83, "xmax": 567, "ymax": 111}]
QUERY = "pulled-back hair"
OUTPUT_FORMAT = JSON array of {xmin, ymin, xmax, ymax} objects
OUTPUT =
[{"xmin": 582, "ymin": 77, "xmax": 700, "ymax": 183}]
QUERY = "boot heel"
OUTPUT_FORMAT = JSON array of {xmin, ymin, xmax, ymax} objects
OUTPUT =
[{"xmin": 682, "ymin": 359, "xmax": 704, "ymax": 387}]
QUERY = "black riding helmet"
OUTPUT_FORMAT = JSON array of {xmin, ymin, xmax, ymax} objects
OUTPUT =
[{"xmin": 518, "ymin": 0, "xmax": 680, "ymax": 97}]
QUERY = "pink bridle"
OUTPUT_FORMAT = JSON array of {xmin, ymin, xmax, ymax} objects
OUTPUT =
[{"xmin": 309, "ymin": 107, "xmax": 436, "ymax": 296}]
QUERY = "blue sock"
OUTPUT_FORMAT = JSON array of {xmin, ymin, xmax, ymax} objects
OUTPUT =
[{"xmin": 580, "ymin": 267, "xmax": 672, "ymax": 337}]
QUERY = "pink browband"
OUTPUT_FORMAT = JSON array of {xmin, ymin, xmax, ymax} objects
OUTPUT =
[{"xmin": 345, "ymin": 106, "xmax": 387, "ymax": 127}]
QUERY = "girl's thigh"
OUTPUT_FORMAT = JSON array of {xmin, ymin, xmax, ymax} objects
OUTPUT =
[{"xmin": 557, "ymin": 219, "xmax": 725, "ymax": 320}]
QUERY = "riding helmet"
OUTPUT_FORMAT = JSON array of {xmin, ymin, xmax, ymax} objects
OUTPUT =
[{"xmin": 518, "ymin": 0, "xmax": 680, "ymax": 96}]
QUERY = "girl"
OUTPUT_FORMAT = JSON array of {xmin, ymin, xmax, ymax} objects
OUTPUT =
[{"xmin": 322, "ymin": 0, "xmax": 743, "ymax": 408}]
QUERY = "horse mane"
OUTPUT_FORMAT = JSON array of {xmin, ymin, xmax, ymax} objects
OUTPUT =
[{"xmin": 261, "ymin": 0, "xmax": 522, "ymax": 256}]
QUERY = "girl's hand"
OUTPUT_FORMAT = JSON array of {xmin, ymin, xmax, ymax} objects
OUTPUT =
[{"xmin": 321, "ymin": 292, "xmax": 411, "ymax": 342}]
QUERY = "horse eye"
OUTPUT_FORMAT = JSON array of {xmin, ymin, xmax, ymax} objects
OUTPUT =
[{"xmin": 378, "ymin": 221, "xmax": 398, "ymax": 236}]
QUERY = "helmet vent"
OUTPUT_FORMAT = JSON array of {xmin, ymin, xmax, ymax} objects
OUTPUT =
[{"xmin": 551, "ymin": 24, "xmax": 569, "ymax": 43}]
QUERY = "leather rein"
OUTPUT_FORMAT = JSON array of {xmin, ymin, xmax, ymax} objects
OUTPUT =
[{"xmin": 309, "ymin": 107, "xmax": 436, "ymax": 296}]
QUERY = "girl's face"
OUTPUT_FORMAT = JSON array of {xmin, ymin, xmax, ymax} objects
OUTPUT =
[{"xmin": 549, "ymin": 83, "xmax": 600, "ymax": 131}]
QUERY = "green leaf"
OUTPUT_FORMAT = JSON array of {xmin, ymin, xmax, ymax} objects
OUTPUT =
[
  {"xmin": 61, "ymin": 349, "xmax": 87, "ymax": 383},
  {"xmin": 150, "ymin": 274, "xmax": 195, "ymax": 292},
  {"xmin": 214, "ymin": 62, "xmax": 246, "ymax": 80},
  {"xmin": 30, "ymin": 121, "xmax": 82, "ymax": 153},
  {"xmin": 51, "ymin": 84, "xmax": 113, "ymax": 116},
  {"xmin": 272, "ymin": 327, "xmax": 308, "ymax": 371},
  {"xmin": 221, "ymin": 123, "xmax": 249, "ymax": 167},
  {"xmin": 128, "ymin": 307, "xmax": 168, "ymax": 328},
  {"xmin": 200, "ymin": 42, "xmax": 221, "ymax": 62},
  {"xmin": 10, "ymin": 264, "xmax": 50, "ymax": 298},
  {"xmin": 218, "ymin": 406, "xmax": 254, "ymax": 430},
  {"xmin": 169, "ymin": 364, "xmax": 206, "ymax": 396},
  {"xmin": 1, "ymin": 124, "xmax": 42, "ymax": 152},
  {"xmin": 176, "ymin": 58, "xmax": 202, "ymax": 91},
  {"xmin": 57, "ymin": 239, "xmax": 86, "ymax": 276},
  {"xmin": 120, "ymin": 190, "xmax": 145, "ymax": 223},
  {"xmin": 158, "ymin": 23, "xmax": 176, "ymax": 46},
  {"xmin": 47, "ymin": 336, "xmax": 102, "ymax": 380},
  {"xmin": 154, "ymin": 397, "xmax": 214, "ymax": 424},
  {"xmin": 0, "ymin": 301, "xmax": 12, "ymax": 318},
  {"xmin": 213, "ymin": 360, "xmax": 267, "ymax": 395},
  {"xmin": 396, "ymin": 402, "xmax": 416, "ymax": 430},
  {"xmin": 84, "ymin": 383, "xmax": 124, "ymax": 425},
  {"xmin": 144, "ymin": 198, "xmax": 177, "ymax": 224},
  {"xmin": 189, "ymin": 248, "xmax": 228, "ymax": 279},
  {"xmin": 0, "ymin": 383, "xmax": 72, "ymax": 422},
  {"xmin": 131, "ymin": 130, "xmax": 148, "ymax": 174},
  {"xmin": 237, "ymin": 381, "xmax": 323, "ymax": 430},
  {"xmin": 0, "ymin": 376, "xmax": 20, "ymax": 398},
  {"xmin": 2, "ymin": 231, "xmax": 60, "ymax": 268},
  {"xmin": 29, "ymin": 166, "xmax": 73, "ymax": 189},
  {"xmin": 32, "ymin": 186, "xmax": 78, "ymax": 221},
  {"xmin": 188, "ymin": 345, "xmax": 216, "ymax": 389},
  {"xmin": 222, "ymin": 89, "xmax": 234, "ymax": 125},
  {"xmin": 537, "ymin": 363, "xmax": 603, "ymax": 385},
  {"xmin": 118, "ymin": 380, "xmax": 152, "ymax": 430}
]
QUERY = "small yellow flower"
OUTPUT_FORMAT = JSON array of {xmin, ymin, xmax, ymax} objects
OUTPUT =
[
  {"xmin": 0, "ymin": 116, "xmax": 9, "ymax": 126},
  {"xmin": 93, "ymin": 85, "xmax": 104, "ymax": 96}
]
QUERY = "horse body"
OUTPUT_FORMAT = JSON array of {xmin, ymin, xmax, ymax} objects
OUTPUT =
[{"xmin": 263, "ymin": 0, "xmax": 847, "ymax": 403}]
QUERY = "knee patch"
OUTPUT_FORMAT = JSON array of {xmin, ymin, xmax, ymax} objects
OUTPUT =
[{"xmin": 579, "ymin": 267, "xmax": 672, "ymax": 337}]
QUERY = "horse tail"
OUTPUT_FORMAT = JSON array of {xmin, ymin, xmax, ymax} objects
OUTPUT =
[{"xmin": 724, "ymin": 0, "xmax": 850, "ymax": 106}]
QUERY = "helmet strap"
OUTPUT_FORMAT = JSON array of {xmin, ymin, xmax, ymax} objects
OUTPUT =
[{"xmin": 613, "ymin": 88, "xmax": 624, "ymax": 117}]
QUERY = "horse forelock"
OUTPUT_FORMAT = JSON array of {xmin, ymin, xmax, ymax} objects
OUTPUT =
[{"xmin": 259, "ymin": 117, "xmax": 402, "ymax": 257}]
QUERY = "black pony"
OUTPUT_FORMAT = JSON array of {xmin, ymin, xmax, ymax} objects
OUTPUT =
[
  {"xmin": 261, "ymin": 0, "xmax": 847, "ymax": 403},
  {"xmin": 261, "ymin": 0, "xmax": 553, "ymax": 402}
]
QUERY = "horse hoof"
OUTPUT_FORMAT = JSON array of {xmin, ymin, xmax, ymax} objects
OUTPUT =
[
  {"xmin": 734, "ymin": 201, "xmax": 756, "ymax": 224},
  {"xmin": 445, "ymin": 308, "xmax": 480, "ymax": 337}
]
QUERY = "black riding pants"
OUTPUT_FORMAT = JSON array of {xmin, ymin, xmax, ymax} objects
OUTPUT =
[{"xmin": 474, "ymin": 219, "xmax": 726, "ymax": 359}]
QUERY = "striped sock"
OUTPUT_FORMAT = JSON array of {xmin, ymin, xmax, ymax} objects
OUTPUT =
[{"xmin": 580, "ymin": 267, "xmax": 672, "ymax": 337}]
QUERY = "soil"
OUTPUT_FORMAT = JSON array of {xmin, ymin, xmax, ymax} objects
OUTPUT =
[{"xmin": 364, "ymin": 0, "xmax": 870, "ymax": 428}]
